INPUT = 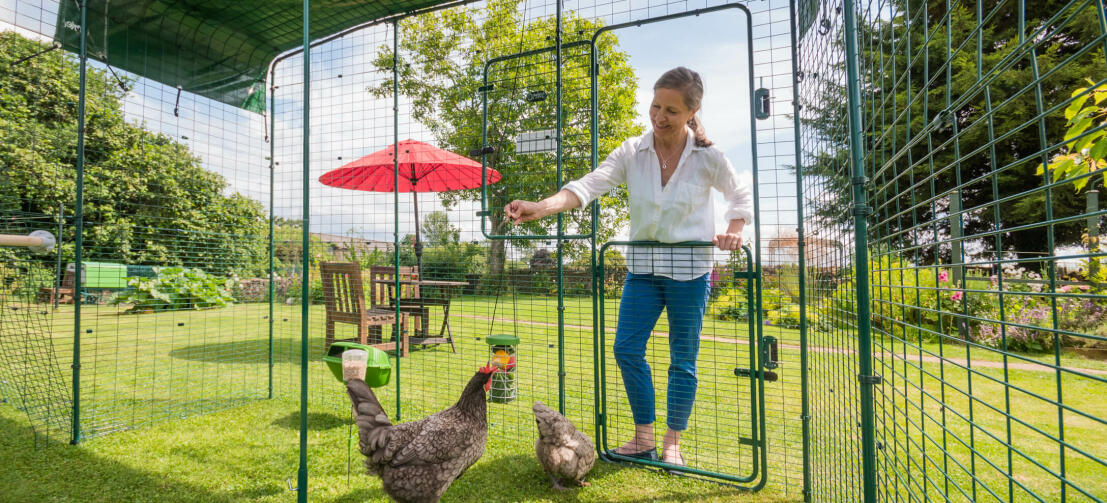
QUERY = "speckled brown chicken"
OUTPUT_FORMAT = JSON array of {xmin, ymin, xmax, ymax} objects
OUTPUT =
[
  {"xmin": 533, "ymin": 401, "xmax": 596, "ymax": 489},
  {"xmin": 346, "ymin": 365, "xmax": 496, "ymax": 503}
]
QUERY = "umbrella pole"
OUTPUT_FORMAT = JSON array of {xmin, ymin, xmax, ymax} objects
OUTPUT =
[
  {"xmin": 412, "ymin": 191, "xmax": 426, "ymax": 339},
  {"xmin": 412, "ymin": 191, "xmax": 423, "ymax": 270}
]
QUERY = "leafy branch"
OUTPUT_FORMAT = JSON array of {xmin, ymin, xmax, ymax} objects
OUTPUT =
[{"xmin": 1037, "ymin": 79, "xmax": 1107, "ymax": 192}]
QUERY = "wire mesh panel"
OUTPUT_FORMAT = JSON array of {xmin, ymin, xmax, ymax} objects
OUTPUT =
[
  {"xmin": 799, "ymin": 0, "xmax": 1107, "ymax": 501},
  {"xmin": 596, "ymin": 243, "xmax": 768, "ymax": 485},
  {"xmin": 0, "ymin": 214, "xmax": 72, "ymax": 445},
  {"xmin": 287, "ymin": 0, "xmax": 810, "ymax": 499},
  {"xmin": 2, "ymin": 0, "xmax": 273, "ymax": 442},
  {"xmin": 794, "ymin": 0, "xmax": 867, "ymax": 500}
]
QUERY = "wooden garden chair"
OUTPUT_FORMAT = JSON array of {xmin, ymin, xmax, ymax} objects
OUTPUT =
[
  {"xmin": 367, "ymin": 265, "xmax": 456, "ymax": 353},
  {"xmin": 319, "ymin": 262, "xmax": 408, "ymax": 356},
  {"xmin": 39, "ymin": 268, "xmax": 75, "ymax": 304}
]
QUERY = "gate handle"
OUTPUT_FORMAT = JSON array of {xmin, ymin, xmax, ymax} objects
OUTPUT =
[{"xmin": 761, "ymin": 336, "xmax": 780, "ymax": 370}]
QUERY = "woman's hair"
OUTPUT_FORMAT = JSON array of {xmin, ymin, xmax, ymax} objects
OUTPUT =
[{"xmin": 654, "ymin": 66, "xmax": 712, "ymax": 147}]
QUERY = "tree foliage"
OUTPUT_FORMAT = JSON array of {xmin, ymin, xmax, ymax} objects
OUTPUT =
[
  {"xmin": 799, "ymin": 1, "xmax": 1105, "ymax": 264},
  {"xmin": 1038, "ymin": 79, "xmax": 1107, "ymax": 192},
  {"xmin": 0, "ymin": 32, "xmax": 269, "ymax": 276},
  {"xmin": 369, "ymin": 0, "xmax": 641, "ymax": 275},
  {"xmin": 422, "ymin": 211, "xmax": 460, "ymax": 247}
]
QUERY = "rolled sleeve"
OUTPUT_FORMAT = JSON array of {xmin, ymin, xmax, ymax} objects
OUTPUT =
[
  {"xmin": 562, "ymin": 139, "xmax": 631, "ymax": 207},
  {"xmin": 712, "ymin": 154, "xmax": 754, "ymax": 225},
  {"xmin": 562, "ymin": 181, "xmax": 593, "ymax": 209}
]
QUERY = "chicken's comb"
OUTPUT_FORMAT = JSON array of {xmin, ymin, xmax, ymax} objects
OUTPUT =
[{"xmin": 479, "ymin": 363, "xmax": 498, "ymax": 374}]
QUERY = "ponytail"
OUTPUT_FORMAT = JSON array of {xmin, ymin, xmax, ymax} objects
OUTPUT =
[{"xmin": 687, "ymin": 114, "xmax": 712, "ymax": 148}]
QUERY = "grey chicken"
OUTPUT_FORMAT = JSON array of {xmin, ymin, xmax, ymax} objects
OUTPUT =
[
  {"xmin": 533, "ymin": 401, "xmax": 596, "ymax": 489},
  {"xmin": 346, "ymin": 365, "xmax": 497, "ymax": 503}
]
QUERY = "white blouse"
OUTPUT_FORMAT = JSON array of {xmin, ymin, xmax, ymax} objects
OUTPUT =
[{"xmin": 563, "ymin": 127, "xmax": 754, "ymax": 280}]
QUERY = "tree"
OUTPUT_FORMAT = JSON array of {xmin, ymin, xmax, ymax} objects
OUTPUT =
[
  {"xmin": 422, "ymin": 211, "xmax": 460, "ymax": 247},
  {"xmin": 529, "ymin": 248, "xmax": 556, "ymax": 269},
  {"xmin": 0, "ymin": 32, "xmax": 269, "ymax": 276},
  {"xmin": 369, "ymin": 0, "xmax": 641, "ymax": 278},
  {"xmin": 798, "ymin": 1, "xmax": 1104, "ymax": 266}
]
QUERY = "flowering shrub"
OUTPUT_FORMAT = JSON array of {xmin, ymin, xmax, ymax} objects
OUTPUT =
[
  {"xmin": 708, "ymin": 286, "xmax": 751, "ymax": 321},
  {"xmin": 767, "ymin": 303, "xmax": 819, "ymax": 329},
  {"xmin": 973, "ymin": 301, "xmax": 1054, "ymax": 352},
  {"xmin": 234, "ymin": 277, "xmax": 270, "ymax": 302}
]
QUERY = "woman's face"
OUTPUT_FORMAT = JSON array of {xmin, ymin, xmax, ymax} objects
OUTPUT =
[{"xmin": 649, "ymin": 87, "xmax": 698, "ymax": 142}]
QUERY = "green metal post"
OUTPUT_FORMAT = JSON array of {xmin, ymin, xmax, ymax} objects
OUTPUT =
[
  {"xmin": 977, "ymin": 1, "xmax": 1015, "ymax": 495},
  {"xmin": 554, "ymin": 0, "xmax": 566, "ymax": 414},
  {"xmin": 788, "ymin": 1, "xmax": 812, "ymax": 499},
  {"xmin": 297, "ymin": 0, "xmax": 310, "ymax": 500},
  {"xmin": 393, "ymin": 19, "xmax": 402, "ymax": 422},
  {"xmin": 842, "ymin": 1, "xmax": 878, "ymax": 501},
  {"xmin": 1025, "ymin": 1, "xmax": 1066, "ymax": 497},
  {"xmin": 70, "ymin": 0, "xmax": 88, "ymax": 446},
  {"xmin": 946, "ymin": 6, "xmax": 974, "ymax": 496},
  {"xmin": 589, "ymin": 34, "xmax": 603, "ymax": 455},
  {"xmin": 268, "ymin": 66, "xmax": 276, "ymax": 401}
]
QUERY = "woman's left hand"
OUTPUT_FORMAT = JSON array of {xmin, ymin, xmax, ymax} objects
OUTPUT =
[{"xmin": 713, "ymin": 233, "xmax": 743, "ymax": 251}]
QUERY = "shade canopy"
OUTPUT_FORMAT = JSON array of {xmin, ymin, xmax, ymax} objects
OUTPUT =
[
  {"xmin": 54, "ymin": 0, "xmax": 454, "ymax": 112},
  {"xmin": 319, "ymin": 139, "xmax": 502, "ymax": 193}
]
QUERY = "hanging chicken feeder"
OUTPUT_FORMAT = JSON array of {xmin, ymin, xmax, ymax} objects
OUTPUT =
[
  {"xmin": 323, "ymin": 342, "xmax": 392, "ymax": 387},
  {"xmin": 485, "ymin": 334, "xmax": 519, "ymax": 403}
]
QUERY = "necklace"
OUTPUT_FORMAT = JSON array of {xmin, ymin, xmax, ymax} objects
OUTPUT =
[{"xmin": 657, "ymin": 140, "xmax": 685, "ymax": 172}]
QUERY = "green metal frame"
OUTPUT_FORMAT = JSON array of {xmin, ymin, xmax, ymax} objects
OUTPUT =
[
  {"xmin": 594, "ymin": 242, "xmax": 766, "ymax": 488},
  {"xmin": 69, "ymin": 0, "xmax": 88, "ymax": 446},
  {"xmin": 787, "ymin": 2, "xmax": 812, "ymax": 500},
  {"xmin": 841, "ymin": 1, "xmax": 878, "ymax": 501},
  {"xmin": 477, "ymin": 39, "xmax": 595, "ymax": 242},
  {"xmin": 40, "ymin": 0, "xmax": 1107, "ymax": 500},
  {"xmin": 296, "ymin": 1, "xmax": 311, "ymax": 500}
]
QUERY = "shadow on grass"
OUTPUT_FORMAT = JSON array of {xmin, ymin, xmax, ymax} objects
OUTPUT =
[
  {"xmin": 168, "ymin": 336, "xmax": 410, "ymax": 365},
  {"xmin": 167, "ymin": 337, "xmax": 321, "ymax": 365},
  {"xmin": 271, "ymin": 410, "xmax": 349, "ymax": 431},
  {"xmin": 443, "ymin": 452, "xmax": 760, "ymax": 503},
  {"xmin": 0, "ymin": 413, "xmax": 236, "ymax": 503},
  {"xmin": 329, "ymin": 488, "xmax": 386, "ymax": 502}
]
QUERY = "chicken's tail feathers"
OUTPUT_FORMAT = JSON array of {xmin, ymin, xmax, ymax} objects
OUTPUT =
[{"xmin": 346, "ymin": 379, "xmax": 393, "ymax": 458}]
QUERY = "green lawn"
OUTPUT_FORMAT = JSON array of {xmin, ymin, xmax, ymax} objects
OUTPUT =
[{"xmin": 1, "ymin": 294, "xmax": 1103, "ymax": 501}]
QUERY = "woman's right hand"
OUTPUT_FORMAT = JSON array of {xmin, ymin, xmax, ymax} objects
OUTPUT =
[{"xmin": 504, "ymin": 200, "xmax": 543, "ymax": 225}]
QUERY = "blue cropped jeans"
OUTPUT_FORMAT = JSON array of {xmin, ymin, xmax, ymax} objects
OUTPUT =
[{"xmin": 613, "ymin": 272, "xmax": 710, "ymax": 431}]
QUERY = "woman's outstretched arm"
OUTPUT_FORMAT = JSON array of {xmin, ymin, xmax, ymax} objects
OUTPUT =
[{"xmin": 504, "ymin": 190, "xmax": 582, "ymax": 225}]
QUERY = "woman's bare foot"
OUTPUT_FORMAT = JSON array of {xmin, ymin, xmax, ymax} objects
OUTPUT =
[
  {"xmin": 661, "ymin": 445, "xmax": 684, "ymax": 465},
  {"xmin": 661, "ymin": 428, "xmax": 684, "ymax": 465}
]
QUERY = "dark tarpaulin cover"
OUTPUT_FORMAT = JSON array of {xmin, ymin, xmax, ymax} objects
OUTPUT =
[{"xmin": 54, "ymin": 0, "xmax": 446, "ymax": 113}]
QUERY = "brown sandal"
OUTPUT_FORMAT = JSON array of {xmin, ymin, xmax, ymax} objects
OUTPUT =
[
  {"xmin": 614, "ymin": 447, "xmax": 658, "ymax": 461},
  {"xmin": 664, "ymin": 453, "xmax": 685, "ymax": 474}
]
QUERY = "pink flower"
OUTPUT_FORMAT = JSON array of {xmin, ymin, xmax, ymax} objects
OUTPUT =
[
  {"xmin": 938, "ymin": 270, "xmax": 949, "ymax": 283},
  {"xmin": 1060, "ymin": 285, "xmax": 1072, "ymax": 293},
  {"xmin": 950, "ymin": 291, "xmax": 963, "ymax": 301}
]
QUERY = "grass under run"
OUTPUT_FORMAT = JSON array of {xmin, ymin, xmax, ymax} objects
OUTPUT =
[
  {"xmin": 0, "ymin": 399, "xmax": 798, "ymax": 503},
  {"xmin": 1, "ymin": 295, "xmax": 1104, "ymax": 501}
]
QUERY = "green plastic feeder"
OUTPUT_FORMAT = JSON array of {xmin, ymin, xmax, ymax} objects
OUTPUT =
[
  {"xmin": 485, "ymin": 334, "xmax": 519, "ymax": 403},
  {"xmin": 323, "ymin": 342, "xmax": 392, "ymax": 387}
]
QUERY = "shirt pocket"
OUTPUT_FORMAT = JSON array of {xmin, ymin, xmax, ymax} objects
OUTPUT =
[{"xmin": 669, "ymin": 181, "xmax": 710, "ymax": 212}]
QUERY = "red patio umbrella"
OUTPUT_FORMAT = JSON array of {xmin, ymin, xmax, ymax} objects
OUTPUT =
[{"xmin": 318, "ymin": 139, "xmax": 502, "ymax": 269}]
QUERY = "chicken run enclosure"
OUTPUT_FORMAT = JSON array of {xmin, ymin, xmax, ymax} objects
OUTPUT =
[{"xmin": 1, "ymin": 0, "xmax": 1106, "ymax": 501}]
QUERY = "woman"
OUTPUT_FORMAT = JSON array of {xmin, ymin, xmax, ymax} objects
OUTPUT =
[{"xmin": 504, "ymin": 67, "xmax": 753, "ymax": 467}]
